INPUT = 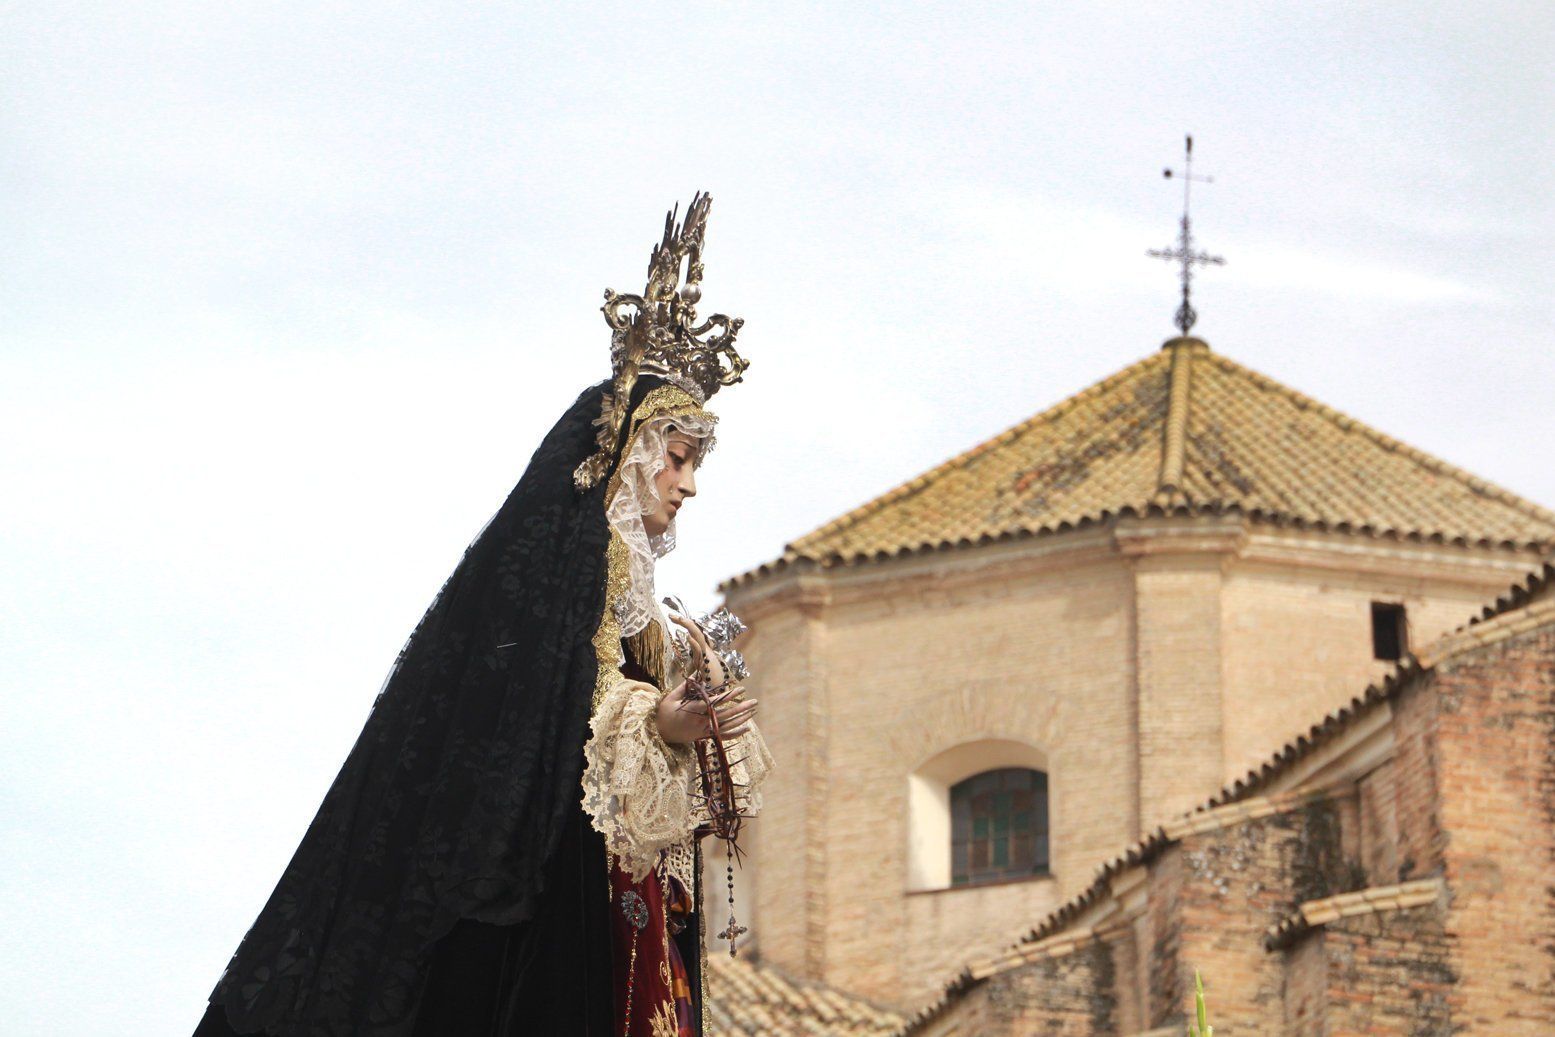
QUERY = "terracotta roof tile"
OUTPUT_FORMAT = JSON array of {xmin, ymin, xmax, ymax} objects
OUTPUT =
[
  {"xmin": 735, "ymin": 339, "xmax": 1555, "ymax": 586},
  {"xmin": 1264, "ymin": 877, "xmax": 1444, "ymax": 949},
  {"xmin": 707, "ymin": 953, "xmax": 905, "ymax": 1036},
  {"xmin": 787, "ymin": 349, "xmax": 1173, "ymax": 564}
]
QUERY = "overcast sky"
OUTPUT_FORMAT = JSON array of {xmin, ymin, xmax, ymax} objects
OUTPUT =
[{"xmin": 5, "ymin": 3, "xmax": 1554, "ymax": 1032}]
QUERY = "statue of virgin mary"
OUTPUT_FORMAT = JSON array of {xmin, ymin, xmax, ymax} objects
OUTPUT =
[{"xmin": 194, "ymin": 194, "xmax": 771, "ymax": 1036}]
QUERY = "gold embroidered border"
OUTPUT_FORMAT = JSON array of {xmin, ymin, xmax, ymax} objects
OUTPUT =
[
  {"xmin": 695, "ymin": 841, "xmax": 708, "ymax": 1030},
  {"xmin": 591, "ymin": 527, "xmax": 633, "ymax": 708},
  {"xmin": 649, "ymin": 999, "xmax": 678, "ymax": 1037},
  {"xmin": 626, "ymin": 622, "xmax": 668, "ymax": 690}
]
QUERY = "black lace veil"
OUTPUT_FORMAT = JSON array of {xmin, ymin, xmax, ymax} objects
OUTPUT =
[{"xmin": 200, "ymin": 375, "xmax": 700, "ymax": 1035}]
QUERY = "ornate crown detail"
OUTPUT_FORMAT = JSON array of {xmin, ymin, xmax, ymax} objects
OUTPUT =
[{"xmin": 575, "ymin": 192, "xmax": 747, "ymax": 490}]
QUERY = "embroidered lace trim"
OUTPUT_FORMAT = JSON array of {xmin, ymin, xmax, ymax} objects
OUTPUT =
[
  {"xmin": 581, "ymin": 676, "xmax": 699, "ymax": 882},
  {"xmin": 662, "ymin": 839, "xmax": 698, "ymax": 892},
  {"xmin": 581, "ymin": 678, "xmax": 774, "ymax": 886}
]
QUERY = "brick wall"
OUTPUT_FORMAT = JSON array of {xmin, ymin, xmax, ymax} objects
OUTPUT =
[
  {"xmin": 1356, "ymin": 757, "xmax": 1401, "ymax": 884},
  {"xmin": 814, "ymin": 551, "xmax": 1134, "ymax": 1003},
  {"xmin": 953, "ymin": 940, "xmax": 1119, "ymax": 1035},
  {"xmin": 1165, "ymin": 803, "xmax": 1352, "ymax": 1035},
  {"xmin": 1132, "ymin": 554, "xmax": 1227, "ymax": 827},
  {"xmin": 726, "ymin": 522, "xmax": 1542, "ymax": 1010},
  {"xmin": 1280, "ymin": 931, "xmax": 1326, "ymax": 1037},
  {"xmin": 920, "ymin": 598, "xmax": 1555, "ymax": 1034},
  {"xmin": 1430, "ymin": 621, "xmax": 1555, "ymax": 1033},
  {"xmin": 933, "ymin": 789, "xmax": 1451, "ymax": 1035},
  {"xmin": 1218, "ymin": 549, "xmax": 1504, "ymax": 795},
  {"xmin": 728, "ymin": 602, "xmax": 821, "ymax": 979},
  {"xmin": 1145, "ymin": 846, "xmax": 1184, "ymax": 1031},
  {"xmin": 1308, "ymin": 908, "xmax": 1456, "ymax": 1036}
]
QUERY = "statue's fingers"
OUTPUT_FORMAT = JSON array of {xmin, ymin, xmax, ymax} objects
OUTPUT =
[
  {"xmin": 669, "ymin": 615, "xmax": 709, "ymax": 655},
  {"xmin": 706, "ymin": 686, "xmax": 742, "ymax": 708},
  {"xmin": 716, "ymin": 705, "xmax": 758, "ymax": 729}
]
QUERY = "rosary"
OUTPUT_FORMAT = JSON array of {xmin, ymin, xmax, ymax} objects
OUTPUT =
[{"xmin": 663, "ymin": 597, "xmax": 752, "ymax": 956}]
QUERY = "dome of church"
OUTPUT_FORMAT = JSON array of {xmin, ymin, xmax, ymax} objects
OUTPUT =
[{"xmin": 731, "ymin": 337, "xmax": 1555, "ymax": 586}]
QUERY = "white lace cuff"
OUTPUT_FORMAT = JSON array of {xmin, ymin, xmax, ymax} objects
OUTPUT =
[{"xmin": 580, "ymin": 676, "xmax": 698, "ymax": 882}]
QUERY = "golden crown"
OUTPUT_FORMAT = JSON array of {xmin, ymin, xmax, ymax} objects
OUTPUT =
[{"xmin": 574, "ymin": 193, "xmax": 747, "ymax": 491}]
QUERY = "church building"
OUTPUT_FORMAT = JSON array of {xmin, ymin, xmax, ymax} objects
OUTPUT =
[{"xmin": 706, "ymin": 333, "xmax": 1555, "ymax": 1034}]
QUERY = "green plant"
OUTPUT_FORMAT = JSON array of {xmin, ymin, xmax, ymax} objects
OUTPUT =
[{"xmin": 1188, "ymin": 968, "xmax": 1213, "ymax": 1037}]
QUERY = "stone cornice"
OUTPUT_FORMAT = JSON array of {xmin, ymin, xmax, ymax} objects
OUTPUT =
[
  {"xmin": 727, "ymin": 524, "xmax": 1121, "ymax": 617},
  {"xmin": 728, "ymin": 518, "xmax": 1535, "ymax": 622},
  {"xmin": 1113, "ymin": 514, "xmax": 1248, "ymax": 561},
  {"xmin": 1236, "ymin": 530, "xmax": 1539, "ymax": 589}
]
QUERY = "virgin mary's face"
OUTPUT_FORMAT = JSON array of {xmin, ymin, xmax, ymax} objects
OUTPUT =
[{"xmin": 641, "ymin": 431, "xmax": 700, "ymax": 538}]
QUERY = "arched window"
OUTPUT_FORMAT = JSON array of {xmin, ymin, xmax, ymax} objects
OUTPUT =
[
  {"xmin": 951, "ymin": 767, "xmax": 1049, "ymax": 886},
  {"xmin": 906, "ymin": 739, "xmax": 1051, "ymax": 891}
]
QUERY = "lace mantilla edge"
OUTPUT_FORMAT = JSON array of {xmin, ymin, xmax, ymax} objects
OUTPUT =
[
  {"xmin": 590, "ymin": 384, "xmax": 716, "ymax": 708},
  {"xmin": 606, "ymin": 409, "xmax": 717, "ymax": 644}
]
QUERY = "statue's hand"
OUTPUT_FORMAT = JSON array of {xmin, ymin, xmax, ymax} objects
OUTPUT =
[
  {"xmin": 668, "ymin": 611, "xmax": 728, "ymax": 689},
  {"xmin": 655, "ymin": 680, "xmax": 758, "ymax": 746}
]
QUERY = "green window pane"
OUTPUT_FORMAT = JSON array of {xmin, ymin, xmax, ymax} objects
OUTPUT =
[{"xmin": 950, "ymin": 767, "xmax": 1053, "ymax": 884}]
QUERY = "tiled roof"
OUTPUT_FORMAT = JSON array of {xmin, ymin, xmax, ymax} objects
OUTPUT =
[
  {"xmin": 732, "ymin": 338, "xmax": 1555, "ymax": 586},
  {"xmin": 1467, "ymin": 558, "xmax": 1555, "ymax": 626},
  {"xmin": 707, "ymin": 952, "xmax": 906, "ymax": 1036},
  {"xmin": 1264, "ymin": 877, "xmax": 1444, "ymax": 950}
]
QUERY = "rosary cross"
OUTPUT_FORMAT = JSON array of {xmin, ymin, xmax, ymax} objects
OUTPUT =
[{"xmin": 1147, "ymin": 134, "xmax": 1225, "ymax": 335}]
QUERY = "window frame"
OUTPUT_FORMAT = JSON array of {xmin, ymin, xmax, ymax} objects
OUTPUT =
[{"xmin": 906, "ymin": 738, "xmax": 1054, "ymax": 893}]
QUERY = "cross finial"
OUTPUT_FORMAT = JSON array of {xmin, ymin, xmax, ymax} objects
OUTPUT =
[{"xmin": 1147, "ymin": 134, "xmax": 1226, "ymax": 335}]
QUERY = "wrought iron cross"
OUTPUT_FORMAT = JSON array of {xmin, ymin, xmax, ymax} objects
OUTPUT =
[{"xmin": 1148, "ymin": 135, "xmax": 1225, "ymax": 335}]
